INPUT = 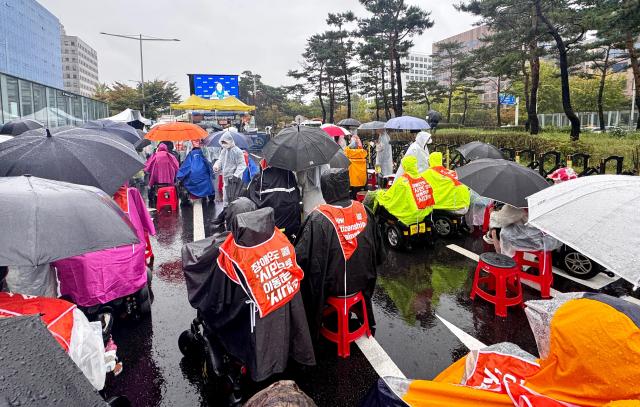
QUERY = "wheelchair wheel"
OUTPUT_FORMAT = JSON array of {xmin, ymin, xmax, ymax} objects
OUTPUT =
[
  {"xmin": 433, "ymin": 215, "xmax": 454, "ymax": 238},
  {"xmin": 385, "ymin": 224, "xmax": 404, "ymax": 250},
  {"xmin": 178, "ymin": 329, "xmax": 199, "ymax": 357}
]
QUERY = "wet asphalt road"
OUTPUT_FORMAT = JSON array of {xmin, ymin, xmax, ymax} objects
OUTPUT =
[{"xmin": 102, "ymin": 198, "xmax": 640, "ymax": 406}]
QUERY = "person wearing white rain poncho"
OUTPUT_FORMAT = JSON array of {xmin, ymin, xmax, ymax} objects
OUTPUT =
[
  {"xmin": 395, "ymin": 131, "xmax": 432, "ymax": 177},
  {"xmin": 375, "ymin": 132, "xmax": 394, "ymax": 177},
  {"xmin": 296, "ymin": 165, "xmax": 330, "ymax": 219},
  {"xmin": 213, "ymin": 132, "xmax": 247, "ymax": 206}
]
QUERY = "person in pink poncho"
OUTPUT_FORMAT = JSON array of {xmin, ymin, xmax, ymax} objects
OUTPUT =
[
  {"xmin": 144, "ymin": 143, "xmax": 179, "ymax": 206},
  {"xmin": 52, "ymin": 185, "xmax": 156, "ymax": 313}
]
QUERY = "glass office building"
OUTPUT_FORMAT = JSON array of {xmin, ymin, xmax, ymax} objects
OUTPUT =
[
  {"xmin": 0, "ymin": 0, "xmax": 63, "ymax": 88},
  {"xmin": 0, "ymin": 72, "xmax": 108, "ymax": 127}
]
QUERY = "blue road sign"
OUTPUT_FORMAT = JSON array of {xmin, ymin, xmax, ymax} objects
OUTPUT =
[{"xmin": 499, "ymin": 93, "xmax": 516, "ymax": 106}]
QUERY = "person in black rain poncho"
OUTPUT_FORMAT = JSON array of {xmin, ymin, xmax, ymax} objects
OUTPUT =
[
  {"xmin": 295, "ymin": 168, "xmax": 386, "ymax": 341},
  {"xmin": 246, "ymin": 163, "xmax": 301, "ymax": 241},
  {"xmin": 181, "ymin": 198, "xmax": 315, "ymax": 382}
]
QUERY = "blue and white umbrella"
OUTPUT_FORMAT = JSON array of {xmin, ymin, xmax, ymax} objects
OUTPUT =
[
  {"xmin": 203, "ymin": 130, "xmax": 250, "ymax": 150},
  {"xmin": 384, "ymin": 116, "xmax": 430, "ymax": 131}
]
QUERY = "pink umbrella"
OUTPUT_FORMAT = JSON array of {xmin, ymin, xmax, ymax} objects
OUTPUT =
[{"xmin": 320, "ymin": 124, "xmax": 350, "ymax": 138}]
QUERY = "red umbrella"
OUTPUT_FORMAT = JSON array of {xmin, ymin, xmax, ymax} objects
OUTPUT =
[{"xmin": 320, "ymin": 124, "xmax": 350, "ymax": 138}]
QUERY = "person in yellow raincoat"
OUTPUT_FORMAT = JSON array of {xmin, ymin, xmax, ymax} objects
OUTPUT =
[
  {"xmin": 374, "ymin": 155, "xmax": 435, "ymax": 226},
  {"xmin": 361, "ymin": 293, "xmax": 640, "ymax": 407},
  {"xmin": 421, "ymin": 152, "xmax": 470, "ymax": 213}
]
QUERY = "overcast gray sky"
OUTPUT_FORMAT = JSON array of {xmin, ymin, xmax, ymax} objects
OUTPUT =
[{"xmin": 39, "ymin": 0, "xmax": 478, "ymax": 98}]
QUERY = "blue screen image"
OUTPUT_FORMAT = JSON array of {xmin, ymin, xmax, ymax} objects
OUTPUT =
[{"xmin": 192, "ymin": 74, "xmax": 239, "ymax": 99}]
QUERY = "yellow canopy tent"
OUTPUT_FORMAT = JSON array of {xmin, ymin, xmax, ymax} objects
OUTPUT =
[
  {"xmin": 170, "ymin": 95, "xmax": 256, "ymax": 112},
  {"xmin": 170, "ymin": 95, "xmax": 212, "ymax": 110},
  {"xmin": 207, "ymin": 96, "xmax": 255, "ymax": 112}
]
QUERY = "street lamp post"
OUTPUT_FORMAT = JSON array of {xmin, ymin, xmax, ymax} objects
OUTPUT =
[{"xmin": 99, "ymin": 32, "xmax": 179, "ymax": 116}]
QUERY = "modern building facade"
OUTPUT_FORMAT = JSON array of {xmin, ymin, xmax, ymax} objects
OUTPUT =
[
  {"xmin": 432, "ymin": 25, "xmax": 499, "ymax": 104},
  {"xmin": 351, "ymin": 50, "xmax": 433, "ymax": 104},
  {"xmin": 0, "ymin": 71, "xmax": 108, "ymax": 127},
  {"xmin": 0, "ymin": 0, "xmax": 63, "ymax": 88},
  {"xmin": 61, "ymin": 29, "xmax": 99, "ymax": 97}
]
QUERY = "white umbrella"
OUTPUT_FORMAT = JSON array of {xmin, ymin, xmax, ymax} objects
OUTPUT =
[{"xmin": 527, "ymin": 175, "xmax": 640, "ymax": 286}]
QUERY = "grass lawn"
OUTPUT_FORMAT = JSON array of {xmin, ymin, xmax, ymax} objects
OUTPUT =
[{"xmin": 431, "ymin": 128, "xmax": 640, "ymax": 173}]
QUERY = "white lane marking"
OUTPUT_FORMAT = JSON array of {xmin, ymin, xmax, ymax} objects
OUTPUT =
[
  {"xmin": 447, "ymin": 244, "xmax": 614, "ymax": 294},
  {"xmin": 192, "ymin": 199, "xmax": 405, "ymax": 379},
  {"xmin": 521, "ymin": 252, "xmax": 619, "ymax": 290},
  {"xmin": 435, "ymin": 314, "xmax": 486, "ymax": 350},
  {"xmin": 446, "ymin": 244, "xmax": 479, "ymax": 262},
  {"xmin": 622, "ymin": 296, "xmax": 640, "ymax": 306},
  {"xmin": 193, "ymin": 199, "xmax": 205, "ymax": 241},
  {"xmin": 355, "ymin": 336, "xmax": 406, "ymax": 379}
]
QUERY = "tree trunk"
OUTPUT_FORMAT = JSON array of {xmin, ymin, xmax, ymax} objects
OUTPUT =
[
  {"xmin": 343, "ymin": 65, "xmax": 352, "ymax": 118},
  {"xmin": 374, "ymin": 78, "xmax": 381, "ymax": 121},
  {"xmin": 318, "ymin": 69, "xmax": 327, "ymax": 123},
  {"xmin": 521, "ymin": 57, "xmax": 531, "ymax": 131},
  {"xmin": 626, "ymin": 33, "xmax": 640, "ymax": 130},
  {"xmin": 380, "ymin": 64, "xmax": 391, "ymax": 120},
  {"xmin": 461, "ymin": 91, "xmax": 469, "ymax": 125},
  {"xmin": 328, "ymin": 81, "xmax": 335, "ymax": 123},
  {"xmin": 496, "ymin": 77, "xmax": 502, "ymax": 127},
  {"xmin": 424, "ymin": 88, "xmax": 431, "ymax": 111},
  {"xmin": 528, "ymin": 10, "xmax": 540, "ymax": 135},
  {"xmin": 394, "ymin": 49, "xmax": 403, "ymax": 116},
  {"xmin": 537, "ymin": 1, "xmax": 580, "ymax": 140},
  {"xmin": 597, "ymin": 47, "xmax": 610, "ymax": 132},
  {"xmin": 388, "ymin": 52, "xmax": 397, "ymax": 117}
]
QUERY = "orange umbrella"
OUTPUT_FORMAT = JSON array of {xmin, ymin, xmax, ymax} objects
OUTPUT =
[{"xmin": 145, "ymin": 122, "xmax": 207, "ymax": 142}]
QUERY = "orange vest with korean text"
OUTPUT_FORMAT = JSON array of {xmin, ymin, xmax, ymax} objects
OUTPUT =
[
  {"xmin": 217, "ymin": 228, "xmax": 303, "ymax": 318},
  {"xmin": 0, "ymin": 292, "xmax": 75, "ymax": 352},
  {"xmin": 316, "ymin": 201, "xmax": 368, "ymax": 261},
  {"xmin": 431, "ymin": 166, "xmax": 462, "ymax": 186},
  {"xmin": 402, "ymin": 174, "xmax": 435, "ymax": 209}
]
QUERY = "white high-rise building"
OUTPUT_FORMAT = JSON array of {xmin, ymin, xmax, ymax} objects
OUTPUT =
[
  {"xmin": 61, "ymin": 28, "xmax": 99, "ymax": 97},
  {"xmin": 351, "ymin": 50, "xmax": 433, "ymax": 103}
]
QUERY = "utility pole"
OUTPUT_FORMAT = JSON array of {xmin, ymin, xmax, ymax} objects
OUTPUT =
[{"xmin": 100, "ymin": 32, "xmax": 179, "ymax": 116}]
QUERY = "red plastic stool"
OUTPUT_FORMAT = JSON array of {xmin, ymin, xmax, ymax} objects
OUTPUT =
[
  {"xmin": 471, "ymin": 252, "xmax": 523, "ymax": 317},
  {"xmin": 320, "ymin": 292, "xmax": 371, "ymax": 358},
  {"xmin": 513, "ymin": 250, "xmax": 553, "ymax": 298},
  {"xmin": 144, "ymin": 232, "xmax": 154, "ymax": 268},
  {"xmin": 356, "ymin": 191, "xmax": 367, "ymax": 202},
  {"xmin": 156, "ymin": 186, "xmax": 178, "ymax": 211}
]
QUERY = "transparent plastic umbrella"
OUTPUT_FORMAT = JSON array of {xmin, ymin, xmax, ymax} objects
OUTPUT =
[{"xmin": 527, "ymin": 175, "xmax": 640, "ymax": 286}]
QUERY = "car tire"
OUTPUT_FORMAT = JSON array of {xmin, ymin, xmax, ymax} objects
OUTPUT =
[
  {"xmin": 433, "ymin": 215, "xmax": 454, "ymax": 238},
  {"xmin": 562, "ymin": 250, "xmax": 601, "ymax": 280}
]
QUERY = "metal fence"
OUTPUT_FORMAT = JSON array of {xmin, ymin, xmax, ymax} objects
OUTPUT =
[
  {"xmin": 538, "ymin": 110, "xmax": 638, "ymax": 129},
  {"xmin": 382, "ymin": 141, "xmax": 635, "ymax": 177}
]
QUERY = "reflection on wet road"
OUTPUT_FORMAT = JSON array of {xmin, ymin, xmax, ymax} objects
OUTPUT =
[{"xmin": 102, "ymin": 201, "xmax": 636, "ymax": 406}]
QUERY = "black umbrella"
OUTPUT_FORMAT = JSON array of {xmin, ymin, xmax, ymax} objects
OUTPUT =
[
  {"xmin": 329, "ymin": 149, "xmax": 351, "ymax": 169},
  {"xmin": 456, "ymin": 158, "xmax": 549, "ymax": 208},
  {"xmin": 82, "ymin": 119, "xmax": 141, "ymax": 145},
  {"xmin": 262, "ymin": 126, "xmax": 340, "ymax": 172},
  {"xmin": 337, "ymin": 118, "xmax": 362, "ymax": 128},
  {"xmin": 0, "ymin": 315, "xmax": 109, "ymax": 407},
  {"xmin": 134, "ymin": 137, "xmax": 151, "ymax": 152},
  {"xmin": 0, "ymin": 176, "xmax": 138, "ymax": 266},
  {"xmin": 0, "ymin": 118, "xmax": 44, "ymax": 136},
  {"xmin": 0, "ymin": 128, "xmax": 144, "ymax": 195},
  {"xmin": 427, "ymin": 110, "xmax": 442, "ymax": 122},
  {"xmin": 457, "ymin": 141, "xmax": 504, "ymax": 161}
]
